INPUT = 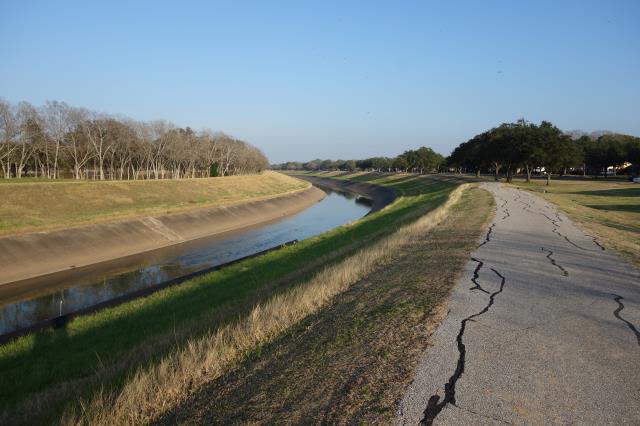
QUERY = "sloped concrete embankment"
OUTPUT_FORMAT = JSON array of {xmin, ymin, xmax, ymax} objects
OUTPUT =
[
  {"xmin": 294, "ymin": 175, "xmax": 397, "ymax": 213},
  {"xmin": 0, "ymin": 186, "xmax": 326, "ymax": 285}
]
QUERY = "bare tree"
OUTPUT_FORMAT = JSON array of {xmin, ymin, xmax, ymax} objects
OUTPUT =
[
  {"xmin": 0, "ymin": 99, "xmax": 19, "ymax": 178},
  {"xmin": 64, "ymin": 108, "xmax": 92, "ymax": 179},
  {"xmin": 14, "ymin": 102, "xmax": 44, "ymax": 178},
  {"xmin": 84, "ymin": 115, "xmax": 113, "ymax": 180},
  {"xmin": 41, "ymin": 100, "xmax": 74, "ymax": 178},
  {"xmin": 0, "ymin": 99, "xmax": 269, "ymax": 180}
]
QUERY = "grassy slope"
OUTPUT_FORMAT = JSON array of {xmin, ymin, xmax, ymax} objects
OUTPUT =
[
  {"xmin": 510, "ymin": 178, "xmax": 640, "ymax": 267},
  {"xmin": 0, "ymin": 171, "xmax": 308, "ymax": 236},
  {"xmin": 0, "ymin": 173, "xmax": 462, "ymax": 424},
  {"xmin": 158, "ymin": 185, "xmax": 495, "ymax": 424}
]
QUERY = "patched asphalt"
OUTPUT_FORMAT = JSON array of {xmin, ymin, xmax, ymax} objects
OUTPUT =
[{"xmin": 399, "ymin": 182, "xmax": 640, "ymax": 425}]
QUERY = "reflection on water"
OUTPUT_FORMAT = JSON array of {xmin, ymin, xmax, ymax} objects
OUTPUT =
[{"xmin": 0, "ymin": 187, "xmax": 371, "ymax": 335}]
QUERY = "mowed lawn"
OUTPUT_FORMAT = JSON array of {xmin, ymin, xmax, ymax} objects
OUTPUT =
[
  {"xmin": 0, "ymin": 171, "xmax": 308, "ymax": 236},
  {"xmin": 513, "ymin": 178, "xmax": 640, "ymax": 267}
]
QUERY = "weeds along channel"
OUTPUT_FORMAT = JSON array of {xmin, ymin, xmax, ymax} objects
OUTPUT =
[{"xmin": 0, "ymin": 173, "xmax": 462, "ymax": 425}]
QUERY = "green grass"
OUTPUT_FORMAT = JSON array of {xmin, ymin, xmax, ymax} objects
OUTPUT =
[
  {"xmin": 288, "ymin": 170, "xmax": 468, "ymax": 196},
  {"xmin": 0, "ymin": 172, "xmax": 460, "ymax": 424},
  {"xmin": 155, "ymin": 185, "xmax": 494, "ymax": 424},
  {"xmin": 0, "ymin": 171, "xmax": 308, "ymax": 236},
  {"xmin": 509, "ymin": 178, "xmax": 640, "ymax": 267}
]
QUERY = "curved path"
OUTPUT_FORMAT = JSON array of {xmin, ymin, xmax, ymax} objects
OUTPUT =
[{"xmin": 399, "ymin": 182, "xmax": 640, "ymax": 425}]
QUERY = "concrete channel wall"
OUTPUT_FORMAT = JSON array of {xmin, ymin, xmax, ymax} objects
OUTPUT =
[
  {"xmin": 294, "ymin": 175, "xmax": 397, "ymax": 214},
  {"xmin": 0, "ymin": 186, "xmax": 326, "ymax": 285}
]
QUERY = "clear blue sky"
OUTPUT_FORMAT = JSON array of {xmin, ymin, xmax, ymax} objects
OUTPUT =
[{"xmin": 1, "ymin": 1, "xmax": 639, "ymax": 163}]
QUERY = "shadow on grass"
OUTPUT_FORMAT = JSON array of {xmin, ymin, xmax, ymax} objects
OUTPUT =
[
  {"xmin": 339, "ymin": 172, "xmax": 385, "ymax": 182},
  {"xmin": 585, "ymin": 204, "xmax": 640, "ymax": 213},
  {"xmin": 596, "ymin": 220, "xmax": 640, "ymax": 234},
  {"xmin": 574, "ymin": 188, "xmax": 640, "ymax": 197}
]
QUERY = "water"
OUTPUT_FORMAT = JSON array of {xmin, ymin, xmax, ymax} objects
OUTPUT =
[{"xmin": 0, "ymin": 186, "xmax": 371, "ymax": 335}]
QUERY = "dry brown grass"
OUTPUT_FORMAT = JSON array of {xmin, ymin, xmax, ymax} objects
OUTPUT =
[
  {"xmin": 62, "ymin": 184, "xmax": 469, "ymax": 426},
  {"xmin": 157, "ymin": 186, "xmax": 495, "ymax": 424},
  {"xmin": 0, "ymin": 171, "xmax": 308, "ymax": 236},
  {"xmin": 512, "ymin": 179, "xmax": 640, "ymax": 267}
]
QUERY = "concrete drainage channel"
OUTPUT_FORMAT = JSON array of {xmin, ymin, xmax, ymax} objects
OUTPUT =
[
  {"xmin": 0, "ymin": 240, "xmax": 298, "ymax": 345},
  {"xmin": 293, "ymin": 175, "xmax": 397, "ymax": 214},
  {"xmin": 0, "ymin": 177, "xmax": 399, "ymax": 345}
]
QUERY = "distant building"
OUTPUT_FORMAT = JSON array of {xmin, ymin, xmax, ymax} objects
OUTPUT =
[{"xmin": 606, "ymin": 162, "xmax": 632, "ymax": 175}]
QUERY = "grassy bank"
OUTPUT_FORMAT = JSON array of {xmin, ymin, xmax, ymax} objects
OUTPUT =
[
  {"xmin": 158, "ymin": 184, "xmax": 495, "ymax": 424},
  {"xmin": 510, "ymin": 178, "xmax": 640, "ymax": 267},
  {"xmin": 0, "ymin": 171, "xmax": 308, "ymax": 236},
  {"xmin": 0, "ymin": 173, "xmax": 463, "ymax": 424}
]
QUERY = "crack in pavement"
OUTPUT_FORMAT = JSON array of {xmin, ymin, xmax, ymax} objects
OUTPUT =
[
  {"xmin": 477, "ymin": 223, "xmax": 495, "ymax": 248},
  {"xmin": 420, "ymin": 268, "xmax": 506, "ymax": 425},
  {"xmin": 537, "ymin": 211, "xmax": 591, "ymax": 251},
  {"xmin": 402, "ymin": 183, "xmax": 640, "ymax": 425},
  {"xmin": 611, "ymin": 294, "xmax": 640, "ymax": 346},
  {"xmin": 550, "ymin": 225, "xmax": 565, "ymax": 240},
  {"xmin": 539, "ymin": 212, "xmax": 557, "ymax": 225},
  {"xmin": 541, "ymin": 248, "xmax": 569, "ymax": 276},
  {"xmin": 586, "ymin": 235, "xmax": 606, "ymax": 251},
  {"xmin": 514, "ymin": 190, "xmax": 592, "ymax": 253},
  {"xmin": 469, "ymin": 258, "xmax": 490, "ymax": 294},
  {"xmin": 562, "ymin": 235, "xmax": 589, "ymax": 251}
]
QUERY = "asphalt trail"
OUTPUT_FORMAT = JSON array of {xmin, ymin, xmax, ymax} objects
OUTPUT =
[{"xmin": 399, "ymin": 183, "xmax": 640, "ymax": 425}]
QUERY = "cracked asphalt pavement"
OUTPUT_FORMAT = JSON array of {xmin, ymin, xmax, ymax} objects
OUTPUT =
[{"xmin": 399, "ymin": 183, "xmax": 640, "ymax": 425}]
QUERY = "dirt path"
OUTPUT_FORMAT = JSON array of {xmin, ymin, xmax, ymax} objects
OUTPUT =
[{"xmin": 399, "ymin": 183, "xmax": 640, "ymax": 425}]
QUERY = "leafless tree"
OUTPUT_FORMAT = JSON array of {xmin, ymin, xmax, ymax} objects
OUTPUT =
[
  {"xmin": 0, "ymin": 99, "xmax": 19, "ymax": 178},
  {"xmin": 13, "ymin": 102, "xmax": 40, "ymax": 178},
  {"xmin": 0, "ymin": 99, "xmax": 269, "ymax": 180},
  {"xmin": 64, "ymin": 108, "xmax": 91, "ymax": 179},
  {"xmin": 41, "ymin": 101, "xmax": 74, "ymax": 178}
]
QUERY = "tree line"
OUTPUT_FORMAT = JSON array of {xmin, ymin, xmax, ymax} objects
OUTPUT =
[
  {"xmin": 447, "ymin": 119, "xmax": 640, "ymax": 184},
  {"xmin": 272, "ymin": 146, "xmax": 445, "ymax": 174},
  {"xmin": 0, "ymin": 99, "xmax": 269, "ymax": 180}
]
